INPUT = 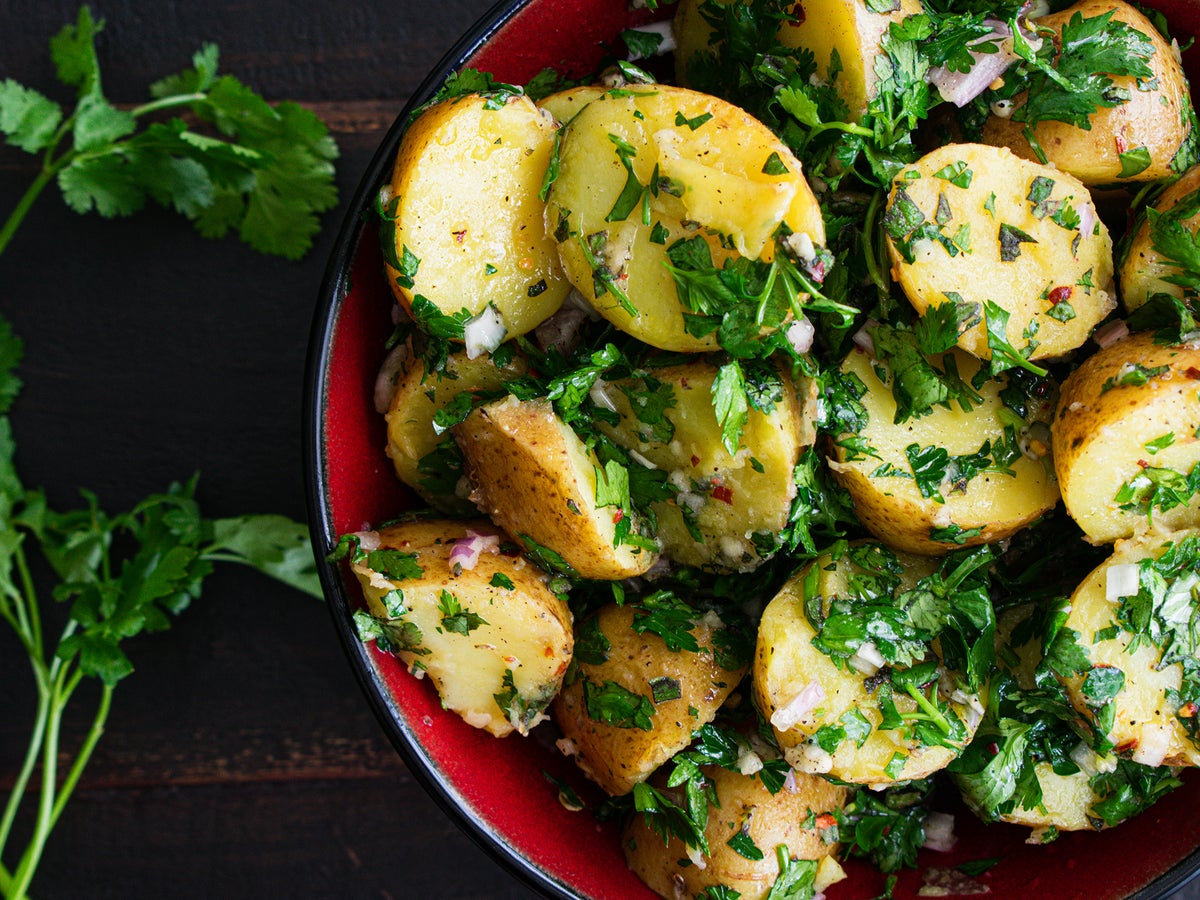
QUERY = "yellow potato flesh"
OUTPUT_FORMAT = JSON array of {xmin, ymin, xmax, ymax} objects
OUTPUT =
[
  {"xmin": 1120, "ymin": 164, "xmax": 1200, "ymax": 313},
  {"xmin": 830, "ymin": 347, "xmax": 1060, "ymax": 555},
  {"xmin": 1052, "ymin": 331, "xmax": 1200, "ymax": 544},
  {"xmin": 754, "ymin": 548, "xmax": 982, "ymax": 784},
  {"xmin": 546, "ymin": 84, "xmax": 824, "ymax": 351},
  {"xmin": 350, "ymin": 519, "xmax": 572, "ymax": 737},
  {"xmin": 385, "ymin": 92, "xmax": 569, "ymax": 337},
  {"xmin": 885, "ymin": 142, "xmax": 1115, "ymax": 362}
]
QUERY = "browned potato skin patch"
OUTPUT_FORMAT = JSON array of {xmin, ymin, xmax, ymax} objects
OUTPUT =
[
  {"xmin": 1052, "ymin": 331, "xmax": 1200, "ymax": 543},
  {"xmin": 552, "ymin": 604, "xmax": 747, "ymax": 796},
  {"xmin": 981, "ymin": 0, "xmax": 1194, "ymax": 185},
  {"xmin": 623, "ymin": 765, "xmax": 847, "ymax": 900},
  {"xmin": 454, "ymin": 396, "xmax": 659, "ymax": 580}
]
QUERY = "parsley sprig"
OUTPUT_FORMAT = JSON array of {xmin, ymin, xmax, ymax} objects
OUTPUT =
[{"xmin": 0, "ymin": 7, "xmax": 339, "ymax": 259}]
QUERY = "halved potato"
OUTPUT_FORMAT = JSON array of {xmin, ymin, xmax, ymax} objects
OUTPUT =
[
  {"xmin": 1052, "ymin": 331, "xmax": 1200, "ymax": 544},
  {"xmin": 884, "ymin": 142, "xmax": 1115, "ymax": 363},
  {"xmin": 454, "ymin": 395, "xmax": 659, "ymax": 580},
  {"xmin": 536, "ymin": 84, "xmax": 608, "ymax": 126},
  {"xmin": 598, "ymin": 360, "xmax": 809, "ymax": 571},
  {"xmin": 1055, "ymin": 529, "xmax": 1200, "ymax": 768},
  {"xmin": 754, "ymin": 544, "xmax": 985, "ymax": 785},
  {"xmin": 624, "ymin": 765, "xmax": 847, "ymax": 900},
  {"xmin": 384, "ymin": 346, "xmax": 528, "ymax": 513},
  {"xmin": 828, "ymin": 346, "xmax": 1060, "ymax": 555},
  {"xmin": 383, "ymin": 91, "xmax": 570, "ymax": 339},
  {"xmin": 545, "ymin": 83, "xmax": 824, "ymax": 351},
  {"xmin": 345, "ymin": 518, "xmax": 572, "ymax": 737},
  {"xmin": 552, "ymin": 602, "xmax": 748, "ymax": 796},
  {"xmin": 980, "ymin": 0, "xmax": 1196, "ymax": 185},
  {"xmin": 1120, "ymin": 164, "xmax": 1200, "ymax": 312}
]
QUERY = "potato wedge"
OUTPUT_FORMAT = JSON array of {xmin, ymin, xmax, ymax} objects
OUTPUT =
[
  {"xmin": 345, "ymin": 518, "xmax": 572, "ymax": 737},
  {"xmin": 545, "ymin": 84, "xmax": 824, "ymax": 351},
  {"xmin": 754, "ymin": 543, "xmax": 986, "ymax": 785},
  {"xmin": 383, "ymin": 92, "xmax": 570, "ymax": 339},
  {"xmin": 884, "ymin": 142, "xmax": 1115, "ymax": 362},
  {"xmin": 1120, "ymin": 164, "xmax": 1200, "ymax": 313},
  {"xmin": 454, "ymin": 395, "xmax": 659, "ymax": 580},
  {"xmin": 597, "ymin": 360, "xmax": 809, "ymax": 571},
  {"xmin": 1053, "ymin": 529, "xmax": 1200, "ymax": 768},
  {"xmin": 624, "ymin": 765, "xmax": 847, "ymax": 900},
  {"xmin": 828, "ymin": 346, "xmax": 1060, "ymax": 555},
  {"xmin": 1052, "ymin": 331, "xmax": 1200, "ymax": 544},
  {"xmin": 384, "ymin": 345, "xmax": 528, "ymax": 513},
  {"xmin": 980, "ymin": 0, "xmax": 1196, "ymax": 185},
  {"xmin": 552, "ymin": 601, "xmax": 749, "ymax": 796}
]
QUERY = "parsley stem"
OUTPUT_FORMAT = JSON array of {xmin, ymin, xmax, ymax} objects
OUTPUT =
[
  {"xmin": 129, "ymin": 92, "xmax": 208, "ymax": 119},
  {"xmin": 862, "ymin": 190, "xmax": 888, "ymax": 293},
  {"xmin": 904, "ymin": 682, "xmax": 952, "ymax": 736},
  {"xmin": 0, "ymin": 165, "xmax": 56, "ymax": 257}
]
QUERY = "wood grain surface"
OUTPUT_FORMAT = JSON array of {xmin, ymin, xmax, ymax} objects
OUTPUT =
[{"xmin": 1, "ymin": 2, "xmax": 1199, "ymax": 899}]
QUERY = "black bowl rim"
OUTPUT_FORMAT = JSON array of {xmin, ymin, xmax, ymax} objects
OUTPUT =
[
  {"xmin": 301, "ymin": 0, "xmax": 577, "ymax": 895},
  {"xmin": 301, "ymin": 0, "xmax": 1200, "ymax": 897}
]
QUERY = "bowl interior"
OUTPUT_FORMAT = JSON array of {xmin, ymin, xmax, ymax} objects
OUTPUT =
[{"xmin": 305, "ymin": 1, "xmax": 1200, "ymax": 897}]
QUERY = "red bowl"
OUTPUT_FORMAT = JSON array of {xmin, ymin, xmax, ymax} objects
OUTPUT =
[{"xmin": 304, "ymin": 2, "xmax": 1200, "ymax": 898}]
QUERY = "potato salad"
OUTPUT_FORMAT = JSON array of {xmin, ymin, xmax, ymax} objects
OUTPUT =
[{"xmin": 332, "ymin": 0, "xmax": 1200, "ymax": 896}]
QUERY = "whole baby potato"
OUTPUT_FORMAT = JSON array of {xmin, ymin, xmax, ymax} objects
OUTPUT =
[
  {"xmin": 980, "ymin": 0, "xmax": 1196, "ymax": 185},
  {"xmin": 552, "ymin": 602, "xmax": 749, "ymax": 796},
  {"xmin": 346, "ymin": 518, "xmax": 572, "ymax": 737},
  {"xmin": 1052, "ymin": 331, "xmax": 1200, "ymax": 544},
  {"xmin": 884, "ymin": 142, "xmax": 1115, "ymax": 363}
]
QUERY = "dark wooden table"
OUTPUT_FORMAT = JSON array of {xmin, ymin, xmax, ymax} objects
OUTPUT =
[{"xmin": 1, "ymin": 2, "xmax": 1199, "ymax": 899}]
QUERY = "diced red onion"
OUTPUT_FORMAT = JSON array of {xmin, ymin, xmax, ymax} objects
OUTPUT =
[
  {"xmin": 589, "ymin": 379, "xmax": 617, "ymax": 412},
  {"xmin": 1131, "ymin": 723, "xmax": 1170, "ymax": 768},
  {"xmin": 922, "ymin": 812, "xmax": 958, "ymax": 852},
  {"xmin": 927, "ymin": 21, "xmax": 1015, "ymax": 107},
  {"xmin": 463, "ymin": 305, "xmax": 507, "ymax": 359},
  {"xmin": 535, "ymin": 305, "xmax": 589, "ymax": 356},
  {"xmin": 354, "ymin": 530, "xmax": 381, "ymax": 552},
  {"xmin": 772, "ymin": 681, "xmax": 826, "ymax": 731},
  {"xmin": 449, "ymin": 529, "xmax": 500, "ymax": 571},
  {"xmin": 373, "ymin": 340, "xmax": 411, "ymax": 414},
  {"xmin": 1077, "ymin": 201, "xmax": 1098, "ymax": 239},
  {"xmin": 1093, "ymin": 318, "xmax": 1129, "ymax": 349},
  {"xmin": 852, "ymin": 320, "xmax": 878, "ymax": 357},
  {"xmin": 786, "ymin": 317, "xmax": 815, "ymax": 354},
  {"xmin": 850, "ymin": 640, "xmax": 885, "ymax": 676},
  {"xmin": 1106, "ymin": 562, "xmax": 1140, "ymax": 602},
  {"xmin": 1070, "ymin": 741, "xmax": 1099, "ymax": 776},
  {"xmin": 737, "ymin": 745, "xmax": 765, "ymax": 775}
]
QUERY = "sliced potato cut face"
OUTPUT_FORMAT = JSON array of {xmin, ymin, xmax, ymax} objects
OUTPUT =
[
  {"xmin": 597, "ymin": 360, "xmax": 808, "ymax": 571},
  {"xmin": 624, "ymin": 765, "xmax": 846, "ymax": 898},
  {"xmin": 546, "ymin": 84, "xmax": 824, "ymax": 351},
  {"xmin": 884, "ymin": 142, "xmax": 1115, "ymax": 362},
  {"xmin": 454, "ymin": 396, "xmax": 659, "ymax": 580},
  {"xmin": 384, "ymin": 92, "xmax": 569, "ymax": 338},
  {"xmin": 551, "ymin": 603, "xmax": 747, "ymax": 796},
  {"xmin": 754, "ymin": 546, "xmax": 983, "ymax": 785},
  {"xmin": 385, "ymin": 347, "xmax": 528, "ymax": 513},
  {"xmin": 981, "ymin": 0, "xmax": 1195, "ymax": 185},
  {"xmin": 1057, "ymin": 529, "xmax": 1200, "ymax": 767},
  {"xmin": 536, "ymin": 84, "xmax": 609, "ymax": 126},
  {"xmin": 829, "ymin": 347, "xmax": 1060, "ymax": 555},
  {"xmin": 1052, "ymin": 331, "xmax": 1200, "ymax": 544},
  {"xmin": 348, "ymin": 519, "xmax": 572, "ymax": 738},
  {"xmin": 1120, "ymin": 164, "xmax": 1200, "ymax": 313}
]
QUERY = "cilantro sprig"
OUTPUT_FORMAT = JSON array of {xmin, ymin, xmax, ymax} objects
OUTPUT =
[{"xmin": 0, "ymin": 7, "xmax": 339, "ymax": 259}]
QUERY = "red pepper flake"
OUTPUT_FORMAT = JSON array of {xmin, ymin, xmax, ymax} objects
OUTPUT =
[
  {"xmin": 1115, "ymin": 132, "xmax": 1129, "ymax": 154},
  {"xmin": 1181, "ymin": 702, "xmax": 1198, "ymax": 718},
  {"xmin": 1115, "ymin": 738, "xmax": 1139, "ymax": 754},
  {"xmin": 1186, "ymin": 367, "xmax": 1200, "ymax": 380},
  {"xmin": 1138, "ymin": 459, "xmax": 1150, "ymax": 469},
  {"xmin": 1048, "ymin": 285, "xmax": 1073, "ymax": 305},
  {"xmin": 789, "ymin": 1, "xmax": 806, "ymax": 24},
  {"xmin": 814, "ymin": 814, "xmax": 837, "ymax": 830},
  {"xmin": 612, "ymin": 509, "xmax": 625, "ymax": 524},
  {"xmin": 452, "ymin": 229, "xmax": 467, "ymax": 244},
  {"xmin": 712, "ymin": 485, "xmax": 734, "ymax": 505},
  {"xmin": 987, "ymin": 742, "xmax": 1000, "ymax": 756},
  {"xmin": 690, "ymin": 455, "xmax": 701, "ymax": 467}
]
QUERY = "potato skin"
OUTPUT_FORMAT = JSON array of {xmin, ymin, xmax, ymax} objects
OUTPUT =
[
  {"xmin": 384, "ymin": 347, "xmax": 528, "ymax": 513},
  {"xmin": 454, "ymin": 396, "xmax": 659, "ymax": 580},
  {"xmin": 623, "ymin": 766, "xmax": 847, "ymax": 900},
  {"xmin": 1120, "ymin": 164, "xmax": 1200, "ymax": 312},
  {"xmin": 754, "ymin": 546, "xmax": 983, "ymax": 784},
  {"xmin": 552, "ymin": 603, "xmax": 748, "ymax": 796},
  {"xmin": 1052, "ymin": 331, "xmax": 1200, "ymax": 544},
  {"xmin": 980, "ymin": 0, "xmax": 1196, "ymax": 185},
  {"xmin": 1057, "ymin": 529, "xmax": 1200, "ymax": 767},
  {"xmin": 885, "ymin": 142, "xmax": 1115, "ymax": 362},
  {"xmin": 545, "ymin": 84, "xmax": 824, "ymax": 352},
  {"xmin": 384, "ymin": 92, "xmax": 569, "ymax": 337},
  {"xmin": 347, "ymin": 519, "xmax": 572, "ymax": 737},
  {"xmin": 598, "ymin": 359, "xmax": 807, "ymax": 572},
  {"xmin": 829, "ymin": 347, "xmax": 1060, "ymax": 555}
]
